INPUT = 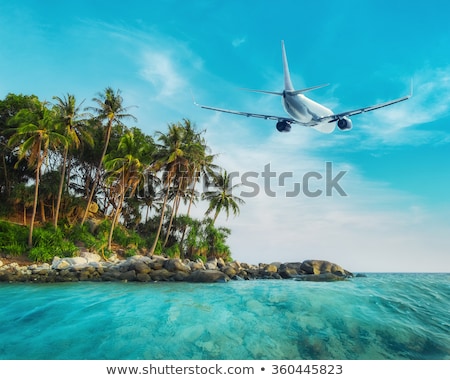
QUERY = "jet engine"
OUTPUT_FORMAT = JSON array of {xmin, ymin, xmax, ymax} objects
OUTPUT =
[
  {"xmin": 337, "ymin": 117, "xmax": 353, "ymax": 130},
  {"xmin": 276, "ymin": 120, "xmax": 292, "ymax": 132}
]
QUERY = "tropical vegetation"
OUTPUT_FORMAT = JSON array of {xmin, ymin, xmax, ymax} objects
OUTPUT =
[{"xmin": 0, "ymin": 90, "xmax": 244, "ymax": 263}]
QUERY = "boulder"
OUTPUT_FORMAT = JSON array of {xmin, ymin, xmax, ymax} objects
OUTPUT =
[
  {"xmin": 205, "ymin": 259, "xmax": 217, "ymax": 270},
  {"xmin": 221, "ymin": 265, "xmax": 237, "ymax": 278},
  {"xmin": 295, "ymin": 273, "xmax": 348, "ymax": 282},
  {"xmin": 119, "ymin": 270, "xmax": 137, "ymax": 281},
  {"xmin": 149, "ymin": 257, "xmax": 166, "ymax": 270},
  {"xmin": 136, "ymin": 273, "xmax": 151, "ymax": 282},
  {"xmin": 173, "ymin": 271, "xmax": 190, "ymax": 281},
  {"xmin": 150, "ymin": 269, "xmax": 175, "ymax": 281},
  {"xmin": 186, "ymin": 269, "xmax": 229, "ymax": 283},
  {"xmin": 80, "ymin": 252, "xmax": 102, "ymax": 263},
  {"xmin": 264, "ymin": 264, "xmax": 278, "ymax": 273},
  {"xmin": 164, "ymin": 258, "xmax": 191, "ymax": 273},
  {"xmin": 52, "ymin": 260, "xmax": 70, "ymax": 270},
  {"xmin": 133, "ymin": 261, "xmax": 151, "ymax": 274},
  {"xmin": 278, "ymin": 265, "xmax": 299, "ymax": 279},
  {"xmin": 189, "ymin": 260, "xmax": 205, "ymax": 271},
  {"xmin": 216, "ymin": 258, "xmax": 226, "ymax": 268},
  {"xmin": 300, "ymin": 260, "xmax": 352, "ymax": 277}
]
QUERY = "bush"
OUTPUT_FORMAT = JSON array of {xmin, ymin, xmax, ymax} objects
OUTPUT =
[
  {"xmin": 112, "ymin": 223, "xmax": 145, "ymax": 249},
  {"xmin": 66, "ymin": 223, "xmax": 98, "ymax": 250},
  {"xmin": 29, "ymin": 226, "xmax": 78, "ymax": 262},
  {"xmin": 0, "ymin": 220, "xmax": 28, "ymax": 256}
]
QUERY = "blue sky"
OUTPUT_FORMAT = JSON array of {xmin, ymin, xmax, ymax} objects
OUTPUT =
[{"xmin": 1, "ymin": 0, "xmax": 449, "ymax": 271}]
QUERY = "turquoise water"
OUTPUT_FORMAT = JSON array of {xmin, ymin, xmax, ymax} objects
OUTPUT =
[{"xmin": 0, "ymin": 273, "xmax": 448, "ymax": 360}]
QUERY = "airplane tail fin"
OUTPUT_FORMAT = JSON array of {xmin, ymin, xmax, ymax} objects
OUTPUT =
[
  {"xmin": 240, "ymin": 41, "xmax": 329, "ymax": 96},
  {"xmin": 281, "ymin": 40, "xmax": 294, "ymax": 91}
]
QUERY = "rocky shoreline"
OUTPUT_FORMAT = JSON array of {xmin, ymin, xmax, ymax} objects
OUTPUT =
[{"xmin": 0, "ymin": 252, "xmax": 354, "ymax": 283}]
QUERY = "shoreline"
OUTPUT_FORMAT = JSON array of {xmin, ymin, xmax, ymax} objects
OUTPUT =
[{"xmin": 0, "ymin": 253, "xmax": 353, "ymax": 283}]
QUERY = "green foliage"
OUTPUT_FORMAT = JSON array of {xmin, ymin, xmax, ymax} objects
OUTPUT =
[
  {"xmin": 66, "ymin": 221, "xmax": 109, "ymax": 256},
  {"xmin": 181, "ymin": 217, "xmax": 232, "ymax": 262},
  {"xmin": 0, "ymin": 91, "xmax": 243, "ymax": 263},
  {"xmin": 112, "ymin": 223, "xmax": 145, "ymax": 249},
  {"xmin": 165, "ymin": 243, "xmax": 180, "ymax": 258},
  {"xmin": 65, "ymin": 223, "xmax": 98, "ymax": 250},
  {"xmin": 0, "ymin": 221, "xmax": 79, "ymax": 262},
  {"xmin": 29, "ymin": 225, "xmax": 78, "ymax": 262},
  {"xmin": 0, "ymin": 220, "xmax": 28, "ymax": 256},
  {"xmin": 124, "ymin": 247, "xmax": 138, "ymax": 257}
]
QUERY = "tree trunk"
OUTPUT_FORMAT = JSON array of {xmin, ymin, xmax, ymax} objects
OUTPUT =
[
  {"xmin": 54, "ymin": 146, "xmax": 68, "ymax": 228},
  {"xmin": 179, "ymin": 173, "xmax": 198, "ymax": 256},
  {"xmin": 149, "ymin": 174, "xmax": 172, "ymax": 256},
  {"xmin": 81, "ymin": 120, "xmax": 113, "ymax": 225},
  {"xmin": 163, "ymin": 181, "xmax": 182, "ymax": 247},
  {"xmin": 40, "ymin": 199, "xmax": 46, "ymax": 223},
  {"xmin": 108, "ymin": 197, "xmax": 123, "ymax": 251},
  {"xmin": 28, "ymin": 158, "xmax": 41, "ymax": 247}
]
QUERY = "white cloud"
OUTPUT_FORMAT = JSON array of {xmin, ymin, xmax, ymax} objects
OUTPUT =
[
  {"xmin": 140, "ymin": 50, "xmax": 187, "ymax": 100},
  {"xmin": 196, "ymin": 112, "xmax": 450, "ymax": 273},
  {"xmin": 359, "ymin": 67, "xmax": 450, "ymax": 146},
  {"xmin": 232, "ymin": 36, "xmax": 247, "ymax": 47}
]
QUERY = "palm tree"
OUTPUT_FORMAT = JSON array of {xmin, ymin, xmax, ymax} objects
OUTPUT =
[
  {"xmin": 149, "ymin": 123, "xmax": 188, "ymax": 255},
  {"xmin": 203, "ymin": 170, "xmax": 245, "ymax": 225},
  {"xmin": 81, "ymin": 87, "xmax": 136, "ymax": 225},
  {"xmin": 52, "ymin": 94, "xmax": 92, "ymax": 228},
  {"xmin": 178, "ymin": 125, "xmax": 218, "ymax": 254},
  {"xmin": 10, "ymin": 183, "xmax": 34, "ymax": 225},
  {"xmin": 160, "ymin": 120, "xmax": 216, "ymax": 248},
  {"xmin": 104, "ymin": 131, "xmax": 145, "ymax": 251},
  {"xmin": 8, "ymin": 104, "xmax": 67, "ymax": 246}
]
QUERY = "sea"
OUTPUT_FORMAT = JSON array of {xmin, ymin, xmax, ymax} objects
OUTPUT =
[{"xmin": 0, "ymin": 273, "xmax": 448, "ymax": 360}]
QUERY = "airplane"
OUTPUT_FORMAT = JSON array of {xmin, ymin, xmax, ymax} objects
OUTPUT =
[{"xmin": 195, "ymin": 40, "xmax": 412, "ymax": 133}]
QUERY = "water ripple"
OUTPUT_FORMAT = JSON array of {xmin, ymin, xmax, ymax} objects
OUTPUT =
[{"xmin": 0, "ymin": 274, "xmax": 449, "ymax": 359}]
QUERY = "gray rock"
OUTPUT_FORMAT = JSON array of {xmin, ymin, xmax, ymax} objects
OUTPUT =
[
  {"xmin": 119, "ymin": 270, "xmax": 137, "ymax": 281},
  {"xmin": 216, "ymin": 258, "xmax": 226, "ymax": 268},
  {"xmin": 189, "ymin": 260, "xmax": 205, "ymax": 271},
  {"xmin": 263, "ymin": 264, "xmax": 278, "ymax": 273},
  {"xmin": 300, "ymin": 260, "xmax": 352, "ymax": 277},
  {"xmin": 133, "ymin": 261, "xmax": 151, "ymax": 274},
  {"xmin": 186, "ymin": 270, "xmax": 229, "ymax": 283},
  {"xmin": 80, "ymin": 252, "xmax": 102, "ymax": 263},
  {"xmin": 149, "ymin": 257, "xmax": 166, "ymax": 270},
  {"xmin": 221, "ymin": 266, "xmax": 237, "ymax": 278},
  {"xmin": 66, "ymin": 257, "xmax": 89, "ymax": 266},
  {"xmin": 165, "ymin": 258, "xmax": 190, "ymax": 273},
  {"xmin": 295, "ymin": 273, "xmax": 348, "ymax": 282},
  {"xmin": 205, "ymin": 259, "xmax": 217, "ymax": 270},
  {"xmin": 173, "ymin": 271, "xmax": 190, "ymax": 281},
  {"xmin": 136, "ymin": 273, "xmax": 151, "ymax": 282},
  {"xmin": 278, "ymin": 265, "xmax": 299, "ymax": 279},
  {"xmin": 52, "ymin": 260, "xmax": 70, "ymax": 270},
  {"xmin": 150, "ymin": 269, "xmax": 175, "ymax": 281}
]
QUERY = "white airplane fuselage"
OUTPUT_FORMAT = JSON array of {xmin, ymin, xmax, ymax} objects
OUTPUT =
[
  {"xmin": 282, "ymin": 93, "xmax": 333, "ymax": 125},
  {"xmin": 282, "ymin": 93, "xmax": 336, "ymax": 133}
]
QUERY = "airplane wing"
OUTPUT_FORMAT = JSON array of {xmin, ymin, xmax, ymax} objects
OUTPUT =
[
  {"xmin": 319, "ymin": 92, "xmax": 411, "ymax": 123},
  {"xmin": 194, "ymin": 102, "xmax": 298, "ymax": 123}
]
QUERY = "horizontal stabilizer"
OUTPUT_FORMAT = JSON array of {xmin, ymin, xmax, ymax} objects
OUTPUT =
[
  {"xmin": 241, "ymin": 83, "xmax": 329, "ymax": 97},
  {"xmin": 240, "ymin": 88, "xmax": 283, "ymax": 96},
  {"xmin": 286, "ymin": 83, "xmax": 330, "ymax": 95}
]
